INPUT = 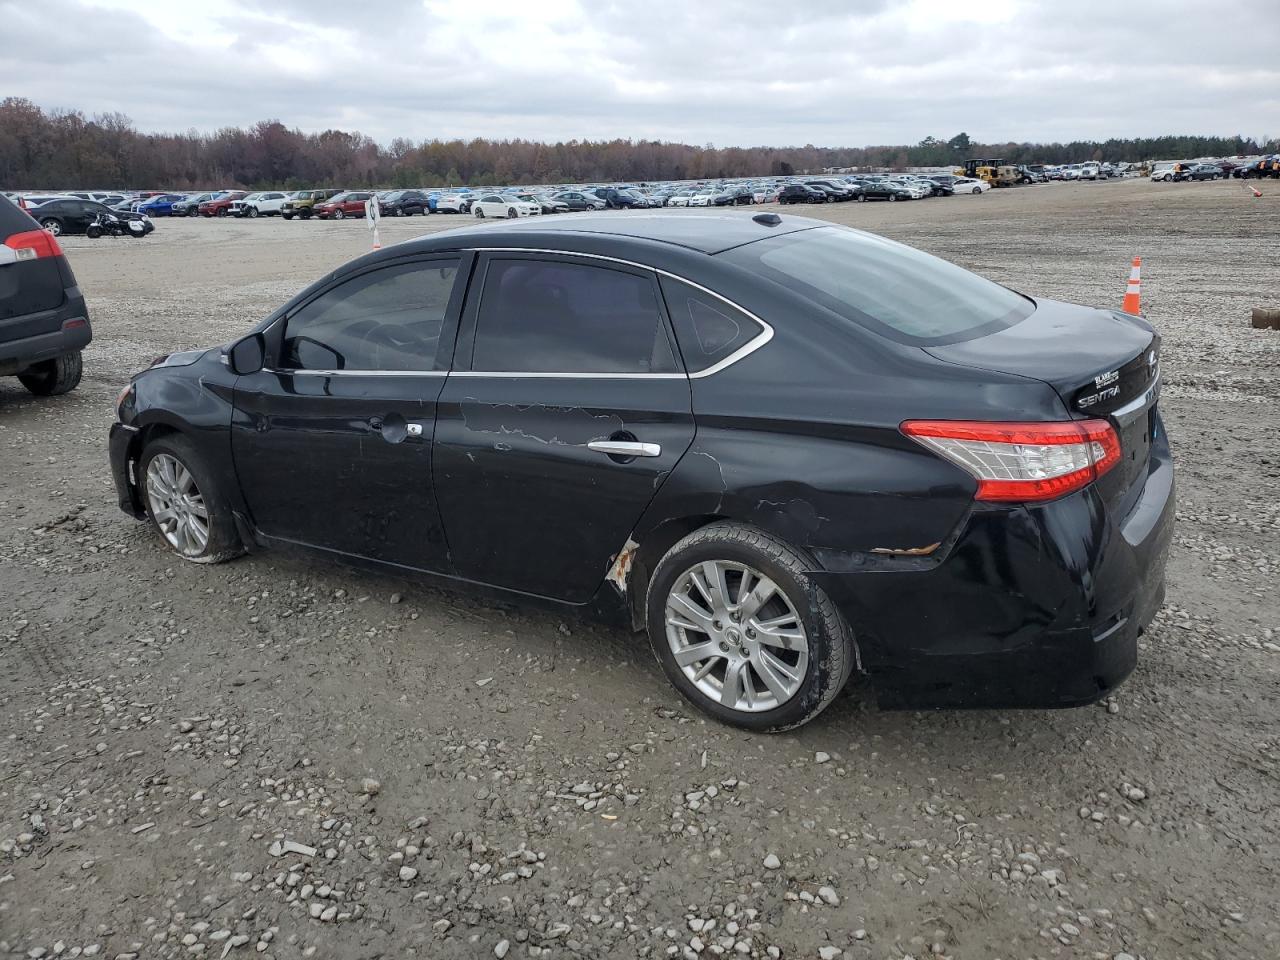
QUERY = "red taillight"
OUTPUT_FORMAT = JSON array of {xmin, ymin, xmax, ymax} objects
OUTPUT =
[
  {"xmin": 901, "ymin": 419, "xmax": 1121, "ymax": 503},
  {"xmin": 4, "ymin": 228, "xmax": 63, "ymax": 260}
]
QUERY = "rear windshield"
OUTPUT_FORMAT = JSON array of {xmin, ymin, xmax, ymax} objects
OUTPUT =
[{"xmin": 720, "ymin": 226, "xmax": 1033, "ymax": 345}]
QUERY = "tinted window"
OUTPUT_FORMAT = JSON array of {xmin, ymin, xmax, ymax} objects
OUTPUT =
[
  {"xmin": 281, "ymin": 259, "xmax": 458, "ymax": 372},
  {"xmin": 472, "ymin": 258, "xmax": 677, "ymax": 374},
  {"xmin": 659, "ymin": 277, "xmax": 764, "ymax": 373},
  {"xmin": 719, "ymin": 226, "xmax": 1034, "ymax": 345},
  {"xmin": 0, "ymin": 195, "xmax": 39, "ymax": 236}
]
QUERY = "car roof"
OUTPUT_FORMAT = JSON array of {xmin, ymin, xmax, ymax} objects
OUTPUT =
[{"xmin": 409, "ymin": 211, "xmax": 818, "ymax": 255}]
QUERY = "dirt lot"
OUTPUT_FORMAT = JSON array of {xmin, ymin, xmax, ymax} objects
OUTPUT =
[{"xmin": 2, "ymin": 179, "xmax": 1278, "ymax": 960}]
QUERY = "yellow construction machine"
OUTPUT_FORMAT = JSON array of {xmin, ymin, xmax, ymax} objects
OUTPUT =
[{"xmin": 955, "ymin": 158, "xmax": 1021, "ymax": 187}]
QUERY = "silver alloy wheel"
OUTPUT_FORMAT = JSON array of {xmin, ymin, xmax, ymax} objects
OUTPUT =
[
  {"xmin": 42, "ymin": 219, "xmax": 62, "ymax": 235},
  {"xmin": 145, "ymin": 453, "xmax": 210, "ymax": 557},
  {"xmin": 664, "ymin": 560, "xmax": 809, "ymax": 713}
]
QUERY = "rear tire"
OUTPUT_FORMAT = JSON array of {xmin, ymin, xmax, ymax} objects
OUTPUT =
[
  {"xmin": 18, "ymin": 351, "xmax": 82, "ymax": 396},
  {"xmin": 40, "ymin": 218, "xmax": 63, "ymax": 235},
  {"xmin": 645, "ymin": 522, "xmax": 855, "ymax": 732},
  {"xmin": 139, "ymin": 435, "xmax": 244, "ymax": 564}
]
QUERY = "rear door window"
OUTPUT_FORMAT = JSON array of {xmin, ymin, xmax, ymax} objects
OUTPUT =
[
  {"xmin": 280, "ymin": 259, "xmax": 459, "ymax": 372},
  {"xmin": 471, "ymin": 258, "xmax": 678, "ymax": 374}
]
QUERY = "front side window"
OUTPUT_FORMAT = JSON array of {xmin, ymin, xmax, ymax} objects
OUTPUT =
[
  {"xmin": 472, "ymin": 258, "xmax": 677, "ymax": 375},
  {"xmin": 281, "ymin": 259, "xmax": 459, "ymax": 372},
  {"xmin": 719, "ymin": 225, "xmax": 1034, "ymax": 345}
]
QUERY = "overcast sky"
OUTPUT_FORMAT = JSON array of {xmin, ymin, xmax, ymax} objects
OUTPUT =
[{"xmin": 4, "ymin": 0, "xmax": 1278, "ymax": 147}]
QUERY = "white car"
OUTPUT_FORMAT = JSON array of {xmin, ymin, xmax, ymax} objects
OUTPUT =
[
  {"xmin": 18, "ymin": 194, "xmax": 76, "ymax": 208},
  {"xmin": 952, "ymin": 177, "xmax": 990, "ymax": 195},
  {"xmin": 435, "ymin": 192, "xmax": 471, "ymax": 213},
  {"xmin": 686, "ymin": 187, "xmax": 717, "ymax": 207},
  {"xmin": 472, "ymin": 193, "xmax": 541, "ymax": 219},
  {"xmin": 892, "ymin": 178, "xmax": 933, "ymax": 199},
  {"xmin": 231, "ymin": 192, "xmax": 289, "ymax": 218},
  {"xmin": 665, "ymin": 190, "xmax": 696, "ymax": 207},
  {"xmin": 1149, "ymin": 164, "xmax": 1177, "ymax": 182}
]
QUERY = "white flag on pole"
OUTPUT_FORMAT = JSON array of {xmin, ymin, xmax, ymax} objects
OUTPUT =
[{"xmin": 366, "ymin": 193, "xmax": 381, "ymax": 249}]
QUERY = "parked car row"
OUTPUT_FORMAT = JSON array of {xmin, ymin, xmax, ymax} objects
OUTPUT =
[
  {"xmin": 1150, "ymin": 156, "xmax": 1279, "ymax": 181},
  {"xmin": 9, "ymin": 159, "xmax": 1137, "ymax": 236}
]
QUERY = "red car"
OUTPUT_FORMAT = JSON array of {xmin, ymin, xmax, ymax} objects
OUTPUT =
[
  {"xmin": 198, "ymin": 191, "xmax": 248, "ymax": 217},
  {"xmin": 313, "ymin": 192, "xmax": 373, "ymax": 220}
]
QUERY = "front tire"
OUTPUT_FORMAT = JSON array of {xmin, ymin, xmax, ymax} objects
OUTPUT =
[
  {"xmin": 247, "ymin": 207, "xmax": 259, "ymax": 218},
  {"xmin": 507, "ymin": 207, "xmax": 518, "ymax": 219},
  {"xmin": 18, "ymin": 351, "xmax": 82, "ymax": 396},
  {"xmin": 139, "ymin": 435, "xmax": 243, "ymax": 564},
  {"xmin": 334, "ymin": 209, "xmax": 345, "ymax": 220},
  {"xmin": 646, "ymin": 522, "xmax": 855, "ymax": 732}
]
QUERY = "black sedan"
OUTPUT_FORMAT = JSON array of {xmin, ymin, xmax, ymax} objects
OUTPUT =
[
  {"xmin": 777, "ymin": 184, "xmax": 826, "ymax": 204},
  {"xmin": 857, "ymin": 182, "xmax": 914, "ymax": 202},
  {"xmin": 551, "ymin": 191, "xmax": 606, "ymax": 211},
  {"xmin": 1180, "ymin": 164, "xmax": 1223, "ymax": 181},
  {"xmin": 108, "ymin": 212, "xmax": 1172, "ymax": 731},
  {"xmin": 712, "ymin": 187, "xmax": 754, "ymax": 206},
  {"xmin": 31, "ymin": 199, "xmax": 154, "ymax": 237},
  {"xmin": 803, "ymin": 180, "xmax": 857, "ymax": 201},
  {"xmin": 379, "ymin": 190, "xmax": 431, "ymax": 216}
]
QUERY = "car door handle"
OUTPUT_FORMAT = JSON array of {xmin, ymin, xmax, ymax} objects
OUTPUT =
[{"xmin": 587, "ymin": 440, "xmax": 661, "ymax": 458}]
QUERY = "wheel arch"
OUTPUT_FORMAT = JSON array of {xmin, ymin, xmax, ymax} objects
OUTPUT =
[{"xmin": 621, "ymin": 513, "xmax": 728, "ymax": 630}]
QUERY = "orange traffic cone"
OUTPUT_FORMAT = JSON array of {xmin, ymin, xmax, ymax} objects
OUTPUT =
[{"xmin": 1121, "ymin": 257, "xmax": 1142, "ymax": 314}]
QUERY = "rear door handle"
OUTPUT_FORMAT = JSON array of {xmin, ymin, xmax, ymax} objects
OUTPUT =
[{"xmin": 587, "ymin": 440, "xmax": 661, "ymax": 458}]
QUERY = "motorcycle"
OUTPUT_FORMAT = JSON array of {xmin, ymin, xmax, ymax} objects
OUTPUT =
[{"xmin": 86, "ymin": 211, "xmax": 148, "ymax": 239}]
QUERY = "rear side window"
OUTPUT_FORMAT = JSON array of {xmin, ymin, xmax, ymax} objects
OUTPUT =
[
  {"xmin": 0, "ymin": 195, "xmax": 39, "ymax": 237},
  {"xmin": 659, "ymin": 276, "xmax": 764, "ymax": 373},
  {"xmin": 281, "ymin": 260, "xmax": 458, "ymax": 372},
  {"xmin": 472, "ymin": 258, "xmax": 677, "ymax": 374},
  {"xmin": 719, "ymin": 226, "xmax": 1033, "ymax": 345}
]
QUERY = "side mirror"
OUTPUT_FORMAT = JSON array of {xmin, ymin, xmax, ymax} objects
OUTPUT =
[{"xmin": 227, "ymin": 333, "xmax": 265, "ymax": 376}]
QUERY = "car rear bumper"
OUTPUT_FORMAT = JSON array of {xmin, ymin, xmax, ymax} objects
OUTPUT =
[
  {"xmin": 809, "ymin": 420, "xmax": 1175, "ymax": 710},
  {"xmin": 0, "ymin": 300, "xmax": 92, "ymax": 374}
]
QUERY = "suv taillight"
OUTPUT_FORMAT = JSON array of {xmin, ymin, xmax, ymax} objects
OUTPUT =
[
  {"xmin": 4, "ymin": 228, "xmax": 63, "ymax": 260},
  {"xmin": 900, "ymin": 419, "xmax": 1121, "ymax": 503}
]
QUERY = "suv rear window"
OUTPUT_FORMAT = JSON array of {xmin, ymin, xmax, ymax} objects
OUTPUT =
[{"xmin": 720, "ymin": 226, "xmax": 1033, "ymax": 346}]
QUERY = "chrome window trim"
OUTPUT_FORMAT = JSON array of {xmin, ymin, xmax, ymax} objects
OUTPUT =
[
  {"xmin": 263, "ymin": 248, "xmax": 774, "ymax": 381},
  {"xmin": 265, "ymin": 368, "xmax": 447, "ymax": 377},
  {"xmin": 467, "ymin": 247, "xmax": 774, "ymax": 380},
  {"xmin": 449, "ymin": 370, "xmax": 686, "ymax": 380}
]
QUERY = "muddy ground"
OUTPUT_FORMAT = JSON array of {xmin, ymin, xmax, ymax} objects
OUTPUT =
[{"xmin": 2, "ymin": 178, "xmax": 1278, "ymax": 959}]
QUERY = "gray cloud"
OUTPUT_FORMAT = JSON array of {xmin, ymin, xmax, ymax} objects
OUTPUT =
[{"xmin": 1, "ymin": 0, "xmax": 1276, "ymax": 145}]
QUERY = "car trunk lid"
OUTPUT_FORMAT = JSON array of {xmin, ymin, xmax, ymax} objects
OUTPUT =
[{"xmin": 924, "ymin": 298, "xmax": 1160, "ymax": 511}]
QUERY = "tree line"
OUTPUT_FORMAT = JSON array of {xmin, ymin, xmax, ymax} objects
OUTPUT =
[{"xmin": 1, "ymin": 98, "xmax": 1273, "ymax": 190}]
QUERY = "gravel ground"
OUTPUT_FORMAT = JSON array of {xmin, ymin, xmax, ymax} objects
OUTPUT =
[{"xmin": 2, "ymin": 178, "xmax": 1278, "ymax": 960}]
